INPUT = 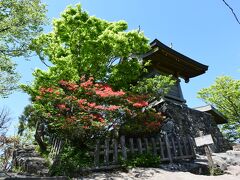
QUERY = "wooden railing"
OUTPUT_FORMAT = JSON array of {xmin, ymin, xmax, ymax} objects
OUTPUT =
[
  {"xmin": 93, "ymin": 134, "xmax": 195, "ymax": 167},
  {"xmin": 48, "ymin": 135, "xmax": 64, "ymax": 160}
]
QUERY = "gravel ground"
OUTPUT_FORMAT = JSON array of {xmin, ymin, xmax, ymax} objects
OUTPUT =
[{"xmin": 81, "ymin": 167, "xmax": 240, "ymax": 180}]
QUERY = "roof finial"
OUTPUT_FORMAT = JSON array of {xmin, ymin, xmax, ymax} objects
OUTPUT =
[{"xmin": 170, "ymin": 42, "xmax": 173, "ymax": 49}]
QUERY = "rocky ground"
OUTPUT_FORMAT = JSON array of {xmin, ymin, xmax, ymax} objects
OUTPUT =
[
  {"xmin": 2, "ymin": 148, "xmax": 240, "ymax": 179},
  {"xmin": 2, "ymin": 167, "xmax": 240, "ymax": 180},
  {"xmin": 79, "ymin": 150, "xmax": 240, "ymax": 180},
  {"xmin": 80, "ymin": 167, "xmax": 240, "ymax": 180}
]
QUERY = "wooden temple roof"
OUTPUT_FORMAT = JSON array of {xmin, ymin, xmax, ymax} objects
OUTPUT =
[
  {"xmin": 194, "ymin": 105, "xmax": 228, "ymax": 124},
  {"xmin": 143, "ymin": 39, "xmax": 208, "ymax": 82}
]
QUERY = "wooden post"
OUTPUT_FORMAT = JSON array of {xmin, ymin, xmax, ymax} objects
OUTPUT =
[
  {"xmin": 129, "ymin": 138, "xmax": 134, "ymax": 154},
  {"xmin": 165, "ymin": 134, "xmax": 173, "ymax": 163},
  {"xmin": 144, "ymin": 138, "xmax": 149, "ymax": 153},
  {"xmin": 158, "ymin": 137, "xmax": 165, "ymax": 158},
  {"xmin": 188, "ymin": 136, "xmax": 195, "ymax": 156},
  {"xmin": 177, "ymin": 137, "xmax": 183, "ymax": 156},
  {"xmin": 171, "ymin": 136, "xmax": 177, "ymax": 158},
  {"xmin": 112, "ymin": 139, "xmax": 118, "ymax": 163},
  {"xmin": 57, "ymin": 140, "xmax": 63, "ymax": 155},
  {"xmin": 104, "ymin": 139, "xmax": 110, "ymax": 165},
  {"xmin": 137, "ymin": 138, "xmax": 143, "ymax": 154},
  {"xmin": 120, "ymin": 136, "xmax": 127, "ymax": 160},
  {"xmin": 151, "ymin": 137, "xmax": 157, "ymax": 156},
  {"xmin": 198, "ymin": 131, "xmax": 215, "ymax": 175},
  {"xmin": 204, "ymin": 145, "xmax": 214, "ymax": 169},
  {"xmin": 183, "ymin": 137, "xmax": 188, "ymax": 155},
  {"xmin": 94, "ymin": 140, "xmax": 100, "ymax": 167}
]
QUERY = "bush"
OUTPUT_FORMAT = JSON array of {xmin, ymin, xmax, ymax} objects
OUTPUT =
[
  {"xmin": 50, "ymin": 145, "xmax": 93, "ymax": 176},
  {"xmin": 120, "ymin": 110, "xmax": 165, "ymax": 137},
  {"xmin": 121, "ymin": 153, "xmax": 161, "ymax": 168}
]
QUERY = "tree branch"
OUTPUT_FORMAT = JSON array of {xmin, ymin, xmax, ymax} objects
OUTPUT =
[
  {"xmin": 0, "ymin": 27, "xmax": 11, "ymax": 33},
  {"xmin": 222, "ymin": 0, "xmax": 240, "ymax": 25}
]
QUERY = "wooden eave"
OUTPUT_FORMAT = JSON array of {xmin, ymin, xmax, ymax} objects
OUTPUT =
[
  {"xmin": 194, "ymin": 105, "xmax": 228, "ymax": 124},
  {"xmin": 143, "ymin": 39, "xmax": 208, "ymax": 82}
]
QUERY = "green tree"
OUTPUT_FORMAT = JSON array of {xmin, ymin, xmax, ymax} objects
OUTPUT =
[
  {"xmin": 19, "ymin": 4, "xmax": 175, "ymax": 172},
  {"xmin": 28, "ymin": 4, "xmax": 149, "ymax": 91},
  {"xmin": 21, "ymin": 4, "xmax": 175, "ymax": 147},
  {"xmin": 0, "ymin": 107, "xmax": 11, "ymax": 136},
  {"xmin": 0, "ymin": 0, "xmax": 47, "ymax": 97},
  {"xmin": 198, "ymin": 76, "xmax": 240, "ymax": 142},
  {"xmin": 18, "ymin": 105, "xmax": 44, "ymax": 136}
]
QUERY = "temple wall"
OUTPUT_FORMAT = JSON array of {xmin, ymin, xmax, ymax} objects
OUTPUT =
[{"xmin": 156, "ymin": 101, "xmax": 231, "ymax": 153}]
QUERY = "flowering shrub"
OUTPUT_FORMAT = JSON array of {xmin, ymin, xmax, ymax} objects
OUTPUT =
[
  {"xmin": 31, "ymin": 76, "xmax": 168, "ymax": 147},
  {"xmin": 120, "ymin": 111, "xmax": 165, "ymax": 137},
  {"xmin": 33, "ymin": 77, "xmax": 163, "ymax": 145}
]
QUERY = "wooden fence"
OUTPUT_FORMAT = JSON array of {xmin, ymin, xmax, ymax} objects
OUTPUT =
[
  {"xmin": 47, "ymin": 133, "xmax": 196, "ymax": 169},
  {"xmin": 93, "ymin": 134, "xmax": 195, "ymax": 167},
  {"xmin": 48, "ymin": 135, "xmax": 64, "ymax": 160}
]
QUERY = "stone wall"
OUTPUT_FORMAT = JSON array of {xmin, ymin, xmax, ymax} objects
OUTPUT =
[{"xmin": 155, "ymin": 100, "xmax": 231, "ymax": 153}]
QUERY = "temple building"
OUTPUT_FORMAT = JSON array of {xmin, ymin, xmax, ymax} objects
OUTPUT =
[
  {"xmin": 143, "ymin": 39, "xmax": 230, "ymax": 152},
  {"xmin": 143, "ymin": 39, "xmax": 208, "ymax": 104}
]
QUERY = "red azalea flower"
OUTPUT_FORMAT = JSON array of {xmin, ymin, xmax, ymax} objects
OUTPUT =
[
  {"xmin": 133, "ymin": 101, "xmax": 148, "ymax": 108},
  {"xmin": 57, "ymin": 104, "xmax": 66, "ymax": 110},
  {"xmin": 35, "ymin": 96, "xmax": 42, "ymax": 100},
  {"xmin": 88, "ymin": 102, "xmax": 96, "ymax": 108},
  {"xmin": 107, "ymin": 105, "xmax": 121, "ymax": 111}
]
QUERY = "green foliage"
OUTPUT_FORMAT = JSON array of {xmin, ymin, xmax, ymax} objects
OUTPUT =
[
  {"xmin": 198, "ymin": 76, "xmax": 240, "ymax": 142},
  {"xmin": 120, "ymin": 153, "xmax": 161, "ymax": 168},
  {"xmin": 108, "ymin": 59, "xmax": 143, "ymax": 90},
  {"xmin": 28, "ymin": 4, "xmax": 150, "ymax": 91},
  {"xmin": 120, "ymin": 109, "xmax": 165, "ymax": 137},
  {"xmin": 0, "ymin": 0, "xmax": 47, "ymax": 97},
  {"xmin": 12, "ymin": 166, "xmax": 24, "ymax": 173},
  {"xmin": 50, "ymin": 145, "xmax": 93, "ymax": 176},
  {"xmin": 35, "ymin": 145, "xmax": 51, "ymax": 166},
  {"xmin": 0, "ymin": 107, "xmax": 11, "ymax": 135},
  {"xmin": 0, "ymin": 59, "xmax": 19, "ymax": 98},
  {"xmin": 131, "ymin": 75, "xmax": 176, "ymax": 100},
  {"xmin": 18, "ymin": 105, "xmax": 44, "ymax": 136},
  {"xmin": 209, "ymin": 167, "xmax": 224, "ymax": 176},
  {"xmin": 16, "ymin": 127, "xmax": 35, "ymax": 145}
]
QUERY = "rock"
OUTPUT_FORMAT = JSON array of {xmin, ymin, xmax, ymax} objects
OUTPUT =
[
  {"xmin": 233, "ymin": 145, "xmax": 240, "ymax": 151},
  {"xmin": 12, "ymin": 145, "xmax": 49, "ymax": 176},
  {"xmin": 226, "ymin": 150, "xmax": 240, "ymax": 159},
  {"xmin": 226, "ymin": 165, "xmax": 240, "ymax": 176}
]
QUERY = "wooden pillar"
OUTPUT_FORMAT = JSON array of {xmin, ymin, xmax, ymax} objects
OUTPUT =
[{"xmin": 120, "ymin": 136, "xmax": 127, "ymax": 160}]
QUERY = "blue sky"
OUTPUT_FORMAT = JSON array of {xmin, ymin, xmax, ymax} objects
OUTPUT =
[{"xmin": 1, "ymin": 0, "xmax": 240, "ymax": 134}]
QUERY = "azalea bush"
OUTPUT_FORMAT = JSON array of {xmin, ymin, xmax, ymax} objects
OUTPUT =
[
  {"xmin": 120, "ymin": 110, "xmax": 165, "ymax": 137},
  {"xmin": 32, "ymin": 76, "xmax": 162, "ymax": 146}
]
